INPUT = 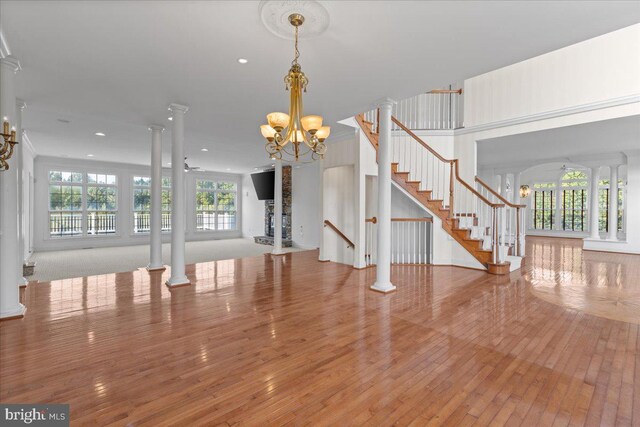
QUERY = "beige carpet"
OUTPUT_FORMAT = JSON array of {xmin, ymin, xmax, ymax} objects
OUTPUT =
[{"xmin": 29, "ymin": 238, "xmax": 303, "ymax": 282}]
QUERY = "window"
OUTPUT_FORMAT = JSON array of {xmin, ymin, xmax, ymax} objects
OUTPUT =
[
  {"xmin": 598, "ymin": 179, "xmax": 625, "ymax": 233},
  {"xmin": 48, "ymin": 170, "xmax": 118, "ymax": 237},
  {"xmin": 560, "ymin": 171, "xmax": 588, "ymax": 232},
  {"xmin": 49, "ymin": 171, "xmax": 83, "ymax": 237},
  {"xmin": 532, "ymin": 183, "xmax": 555, "ymax": 230},
  {"xmin": 87, "ymin": 173, "xmax": 117, "ymax": 235},
  {"xmin": 132, "ymin": 176, "xmax": 171, "ymax": 233},
  {"xmin": 196, "ymin": 180, "xmax": 237, "ymax": 231}
]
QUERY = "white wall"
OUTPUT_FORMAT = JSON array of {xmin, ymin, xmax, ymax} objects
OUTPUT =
[
  {"xmin": 34, "ymin": 156, "xmax": 242, "ymax": 251},
  {"xmin": 464, "ymin": 24, "xmax": 640, "ymax": 128},
  {"xmin": 323, "ymin": 165, "xmax": 355, "ymax": 265},
  {"xmin": 241, "ymin": 172, "xmax": 264, "ymax": 239},
  {"xmin": 21, "ymin": 137, "xmax": 36, "ymax": 261},
  {"xmin": 292, "ymin": 162, "xmax": 320, "ymax": 249}
]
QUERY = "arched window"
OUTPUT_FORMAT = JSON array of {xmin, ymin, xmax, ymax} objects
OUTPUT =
[{"xmin": 560, "ymin": 170, "xmax": 588, "ymax": 231}]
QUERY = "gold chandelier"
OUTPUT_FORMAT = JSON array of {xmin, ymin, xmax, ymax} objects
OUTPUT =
[
  {"xmin": 0, "ymin": 117, "xmax": 18, "ymax": 171},
  {"xmin": 260, "ymin": 13, "xmax": 329, "ymax": 162}
]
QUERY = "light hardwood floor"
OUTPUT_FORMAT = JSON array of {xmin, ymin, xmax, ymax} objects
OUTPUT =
[{"xmin": 1, "ymin": 237, "xmax": 638, "ymax": 426}]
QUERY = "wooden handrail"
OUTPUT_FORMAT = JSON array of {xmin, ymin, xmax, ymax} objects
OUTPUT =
[
  {"xmin": 324, "ymin": 220, "xmax": 355, "ymax": 248},
  {"xmin": 391, "ymin": 116, "xmax": 454, "ymax": 164},
  {"xmin": 365, "ymin": 217, "xmax": 432, "ymax": 223},
  {"xmin": 427, "ymin": 89, "xmax": 463, "ymax": 95},
  {"xmin": 474, "ymin": 176, "xmax": 527, "ymax": 208},
  {"xmin": 391, "ymin": 116, "xmax": 501, "ymax": 208},
  {"xmin": 452, "ymin": 160, "xmax": 502, "ymax": 208}
]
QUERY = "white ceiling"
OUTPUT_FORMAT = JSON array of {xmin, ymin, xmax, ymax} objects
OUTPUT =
[
  {"xmin": 477, "ymin": 115, "xmax": 640, "ymax": 168},
  {"xmin": 2, "ymin": 1, "xmax": 640, "ymax": 173}
]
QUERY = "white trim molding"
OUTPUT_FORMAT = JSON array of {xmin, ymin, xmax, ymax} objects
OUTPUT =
[{"xmin": 457, "ymin": 94, "xmax": 640, "ymax": 135}]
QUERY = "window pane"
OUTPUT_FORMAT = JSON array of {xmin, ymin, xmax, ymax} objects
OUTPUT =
[
  {"xmin": 162, "ymin": 177, "xmax": 171, "ymax": 188},
  {"xmin": 49, "ymin": 171, "xmax": 62, "ymax": 182},
  {"xmin": 106, "ymin": 174, "xmax": 117, "ymax": 185},
  {"xmin": 133, "ymin": 188, "xmax": 151, "ymax": 211},
  {"xmin": 197, "ymin": 180, "xmax": 216, "ymax": 190},
  {"xmin": 88, "ymin": 173, "xmax": 97, "ymax": 184},
  {"xmin": 49, "ymin": 212, "xmax": 83, "ymax": 237},
  {"xmin": 196, "ymin": 191, "xmax": 216, "ymax": 210},
  {"xmin": 134, "ymin": 176, "xmax": 151, "ymax": 186},
  {"xmin": 87, "ymin": 212, "xmax": 116, "ymax": 235},
  {"xmin": 162, "ymin": 189, "xmax": 172, "ymax": 211},
  {"xmin": 217, "ymin": 182, "xmax": 236, "ymax": 191},
  {"xmin": 88, "ymin": 186, "xmax": 117, "ymax": 211}
]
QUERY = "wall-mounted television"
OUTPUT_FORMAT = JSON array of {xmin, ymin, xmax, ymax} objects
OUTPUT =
[{"xmin": 251, "ymin": 170, "xmax": 275, "ymax": 200}]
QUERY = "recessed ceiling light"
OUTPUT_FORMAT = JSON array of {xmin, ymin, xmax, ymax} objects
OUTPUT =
[
  {"xmin": 237, "ymin": 58, "xmax": 248, "ymax": 64},
  {"xmin": 57, "ymin": 119, "xmax": 70, "ymax": 123},
  {"xmin": 201, "ymin": 148, "xmax": 208, "ymax": 152},
  {"xmin": 253, "ymin": 167, "xmax": 258, "ymax": 170},
  {"xmin": 226, "ymin": 168, "xmax": 231, "ymax": 171},
  {"xmin": 95, "ymin": 132, "xmax": 106, "ymax": 137},
  {"xmin": 168, "ymin": 117, "xmax": 173, "ymax": 121},
  {"xmin": 87, "ymin": 154, "xmax": 94, "ymax": 157},
  {"xmin": 167, "ymin": 162, "xmax": 172, "ymax": 166}
]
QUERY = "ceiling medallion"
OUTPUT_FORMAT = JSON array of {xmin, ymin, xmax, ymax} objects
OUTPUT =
[
  {"xmin": 259, "ymin": 0, "xmax": 329, "ymax": 40},
  {"xmin": 259, "ymin": 12, "xmax": 329, "ymax": 162}
]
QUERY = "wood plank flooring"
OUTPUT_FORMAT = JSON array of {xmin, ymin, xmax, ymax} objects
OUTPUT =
[{"xmin": 1, "ymin": 237, "xmax": 639, "ymax": 426}]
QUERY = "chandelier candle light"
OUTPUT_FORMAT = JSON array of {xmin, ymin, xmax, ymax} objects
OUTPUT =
[
  {"xmin": 260, "ymin": 13, "xmax": 329, "ymax": 162},
  {"xmin": 0, "ymin": 117, "xmax": 18, "ymax": 171}
]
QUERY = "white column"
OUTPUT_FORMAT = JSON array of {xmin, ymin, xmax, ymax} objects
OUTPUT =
[
  {"xmin": 607, "ymin": 165, "xmax": 619, "ymax": 241},
  {"xmin": 148, "ymin": 124, "xmax": 165, "ymax": 271},
  {"xmin": 588, "ymin": 166, "xmax": 600, "ymax": 239},
  {"xmin": 272, "ymin": 160, "xmax": 284, "ymax": 255},
  {"xmin": 513, "ymin": 172, "xmax": 521, "ymax": 205},
  {"xmin": 0, "ymin": 55, "xmax": 26, "ymax": 319},
  {"xmin": 166, "ymin": 103, "xmax": 190, "ymax": 287},
  {"xmin": 499, "ymin": 173, "xmax": 508, "ymax": 199},
  {"xmin": 371, "ymin": 98, "xmax": 396, "ymax": 293},
  {"xmin": 16, "ymin": 99, "xmax": 27, "ymax": 287}
]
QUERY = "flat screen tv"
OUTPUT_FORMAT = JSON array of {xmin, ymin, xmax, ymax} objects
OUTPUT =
[{"xmin": 251, "ymin": 170, "xmax": 275, "ymax": 200}]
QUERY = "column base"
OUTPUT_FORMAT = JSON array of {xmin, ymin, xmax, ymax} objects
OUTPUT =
[
  {"xmin": 271, "ymin": 249, "xmax": 286, "ymax": 256},
  {"xmin": 146, "ymin": 264, "xmax": 166, "ymax": 272},
  {"xmin": 370, "ymin": 282, "xmax": 396, "ymax": 293},
  {"xmin": 165, "ymin": 277, "xmax": 191, "ymax": 288},
  {"xmin": 19, "ymin": 277, "xmax": 28, "ymax": 288},
  {"xmin": 0, "ymin": 303, "xmax": 26, "ymax": 321}
]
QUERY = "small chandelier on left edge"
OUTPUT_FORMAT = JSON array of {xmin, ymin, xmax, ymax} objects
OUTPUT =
[
  {"xmin": 0, "ymin": 117, "xmax": 18, "ymax": 171},
  {"xmin": 259, "ymin": 13, "xmax": 330, "ymax": 162}
]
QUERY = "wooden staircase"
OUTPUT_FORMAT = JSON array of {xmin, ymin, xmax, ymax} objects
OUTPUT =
[{"xmin": 356, "ymin": 113, "xmax": 514, "ymax": 275}]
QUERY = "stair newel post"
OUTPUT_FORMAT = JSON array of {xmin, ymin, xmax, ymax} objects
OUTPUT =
[
  {"xmin": 449, "ymin": 160, "xmax": 455, "ymax": 219},
  {"xmin": 376, "ymin": 108, "xmax": 381, "ymax": 134},
  {"xmin": 491, "ymin": 206, "xmax": 498, "ymax": 264},
  {"xmin": 499, "ymin": 206, "xmax": 506, "ymax": 263},
  {"xmin": 515, "ymin": 207, "xmax": 521, "ymax": 257}
]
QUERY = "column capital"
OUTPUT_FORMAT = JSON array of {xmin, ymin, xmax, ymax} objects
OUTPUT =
[
  {"xmin": 168, "ymin": 103, "xmax": 189, "ymax": 114},
  {"xmin": 0, "ymin": 55, "xmax": 21, "ymax": 73},
  {"xmin": 16, "ymin": 99, "xmax": 26, "ymax": 111},
  {"xmin": 372, "ymin": 97, "xmax": 396, "ymax": 110},
  {"xmin": 148, "ymin": 124, "xmax": 165, "ymax": 132}
]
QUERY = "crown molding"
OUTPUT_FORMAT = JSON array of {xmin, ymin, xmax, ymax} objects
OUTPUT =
[
  {"xmin": 456, "ymin": 94, "xmax": 640, "ymax": 135},
  {"xmin": 0, "ymin": 29, "xmax": 11, "ymax": 59}
]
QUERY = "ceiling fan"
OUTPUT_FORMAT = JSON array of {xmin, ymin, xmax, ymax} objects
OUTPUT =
[{"xmin": 183, "ymin": 157, "xmax": 200, "ymax": 172}]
